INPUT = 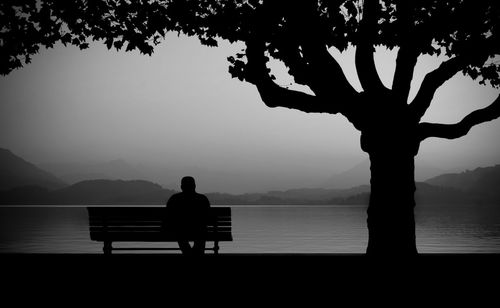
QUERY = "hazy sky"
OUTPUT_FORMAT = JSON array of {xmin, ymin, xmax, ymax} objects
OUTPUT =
[{"xmin": 1, "ymin": 33, "xmax": 499, "ymax": 192}]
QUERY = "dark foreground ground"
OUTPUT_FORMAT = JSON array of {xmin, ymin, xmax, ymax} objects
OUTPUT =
[{"xmin": 2, "ymin": 253, "xmax": 498, "ymax": 305}]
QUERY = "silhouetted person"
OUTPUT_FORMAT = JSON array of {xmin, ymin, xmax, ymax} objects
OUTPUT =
[{"xmin": 165, "ymin": 176, "xmax": 210, "ymax": 255}]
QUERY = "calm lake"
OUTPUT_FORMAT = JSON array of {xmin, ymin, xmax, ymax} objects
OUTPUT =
[{"xmin": 1, "ymin": 205, "xmax": 500, "ymax": 254}]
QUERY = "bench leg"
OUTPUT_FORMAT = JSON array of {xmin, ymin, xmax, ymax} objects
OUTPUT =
[{"xmin": 103, "ymin": 241, "xmax": 112, "ymax": 255}]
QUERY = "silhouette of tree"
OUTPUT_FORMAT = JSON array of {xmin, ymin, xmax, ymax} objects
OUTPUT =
[{"xmin": 1, "ymin": 0, "xmax": 499, "ymax": 255}]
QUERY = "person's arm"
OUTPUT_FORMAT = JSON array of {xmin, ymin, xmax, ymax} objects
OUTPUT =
[
  {"xmin": 202, "ymin": 195, "xmax": 211, "ymax": 226},
  {"xmin": 165, "ymin": 194, "xmax": 180, "ymax": 229},
  {"xmin": 204, "ymin": 195, "xmax": 211, "ymax": 208},
  {"xmin": 166, "ymin": 194, "xmax": 174, "ymax": 208}
]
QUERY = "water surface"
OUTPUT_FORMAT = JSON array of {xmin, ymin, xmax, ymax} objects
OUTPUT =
[{"xmin": 1, "ymin": 205, "xmax": 499, "ymax": 253}]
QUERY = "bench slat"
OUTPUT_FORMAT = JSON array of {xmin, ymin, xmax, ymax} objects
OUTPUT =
[
  {"xmin": 88, "ymin": 218, "xmax": 232, "ymax": 221},
  {"xmin": 88, "ymin": 207, "xmax": 230, "ymax": 216},
  {"xmin": 90, "ymin": 233, "xmax": 233, "ymax": 242},
  {"xmin": 88, "ymin": 221, "xmax": 232, "ymax": 227},
  {"xmin": 88, "ymin": 217, "xmax": 232, "ymax": 221},
  {"xmin": 89, "ymin": 226, "xmax": 232, "ymax": 232}
]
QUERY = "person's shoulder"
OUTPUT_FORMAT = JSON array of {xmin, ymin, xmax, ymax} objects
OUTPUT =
[
  {"xmin": 167, "ymin": 192, "xmax": 183, "ymax": 203},
  {"xmin": 196, "ymin": 193, "xmax": 210, "ymax": 203},
  {"xmin": 197, "ymin": 192, "xmax": 209, "ymax": 200},
  {"xmin": 169, "ymin": 192, "xmax": 183, "ymax": 199}
]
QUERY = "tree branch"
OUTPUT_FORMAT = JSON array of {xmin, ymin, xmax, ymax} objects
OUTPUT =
[
  {"xmin": 418, "ymin": 94, "xmax": 500, "ymax": 141},
  {"xmin": 409, "ymin": 56, "xmax": 469, "ymax": 121},
  {"xmin": 355, "ymin": 0, "xmax": 385, "ymax": 92},
  {"xmin": 391, "ymin": 2, "xmax": 419, "ymax": 103},
  {"xmin": 268, "ymin": 4, "xmax": 358, "ymax": 112},
  {"xmin": 392, "ymin": 46, "xmax": 419, "ymax": 103},
  {"xmin": 270, "ymin": 38, "xmax": 316, "ymax": 89},
  {"xmin": 244, "ymin": 40, "xmax": 340, "ymax": 114},
  {"xmin": 300, "ymin": 36, "xmax": 358, "ymax": 100}
]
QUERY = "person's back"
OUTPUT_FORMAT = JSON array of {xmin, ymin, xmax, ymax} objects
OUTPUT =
[
  {"xmin": 166, "ymin": 176, "xmax": 210, "ymax": 255},
  {"xmin": 167, "ymin": 190, "xmax": 210, "ymax": 238}
]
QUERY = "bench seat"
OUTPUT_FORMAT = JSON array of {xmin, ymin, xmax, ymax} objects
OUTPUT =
[{"xmin": 87, "ymin": 206, "xmax": 233, "ymax": 254}]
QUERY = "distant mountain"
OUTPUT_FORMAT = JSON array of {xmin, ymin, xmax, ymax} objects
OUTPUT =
[
  {"xmin": 40, "ymin": 159, "xmax": 144, "ymax": 184},
  {"xmin": 323, "ymin": 159, "xmax": 444, "ymax": 189},
  {"xmin": 2, "ymin": 159, "xmax": 499, "ymax": 206},
  {"xmin": 0, "ymin": 186, "xmax": 53, "ymax": 204},
  {"xmin": 0, "ymin": 148, "xmax": 66, "ymax": 191},
  {"xmin": 322, "ymin": 159, "xmax": 370, "ymax": 189},
  {"xmin": 264, "ymin": 186, "xmax": 371, "ymax": 202},
  {"xmin": 414, "ymin": 182, "xmax": 478, "ymax": 206},
  {"xmin": 0, "ymin": 179, "xmax": 489, "ymax": 206},
  {"xmin": 425, "ymin": 165, "xmax": 500, "ymax": 202},
  {"xmin": 205, "ymin": 186, "xmax": 372, "ymax": 205},
  {"xmin": 316, "ymin": 182, "xmax": 479, "ymax": 206},
  {"xmin": 53, "ymin": 179, "xmax": 175, "ymax": 204},
  {"xmin": 42, "ymin": 160, "xmax": 328, "ymax": 194},
  {"xmin": 0, "ymin": 179, "xmax": 176, "ymax": 205}
]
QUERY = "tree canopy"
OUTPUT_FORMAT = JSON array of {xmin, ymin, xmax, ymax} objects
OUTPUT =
[{"xmin": 1, "ymin": 0, "xmax": 499, "ymax": 143}]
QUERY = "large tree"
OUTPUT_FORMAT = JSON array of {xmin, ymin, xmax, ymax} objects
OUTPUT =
[{"xmin": 1, "ymin": 0, "xmax": 499, "ymax": 254}]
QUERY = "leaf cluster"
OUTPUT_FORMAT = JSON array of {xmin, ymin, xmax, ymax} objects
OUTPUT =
[{"xmin": 1, "ymin": 0, "xmax": 498, "ymax": 86}]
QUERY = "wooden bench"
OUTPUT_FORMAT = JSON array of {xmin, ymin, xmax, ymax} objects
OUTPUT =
[{"xmin": 87, "ymin": 207, "xmax": 232, "ymax": 254}]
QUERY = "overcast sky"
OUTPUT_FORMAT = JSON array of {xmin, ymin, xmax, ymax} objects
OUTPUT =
[{"xmin": 1, "ymin": 33, "xmax": 499, "ymax": 192}]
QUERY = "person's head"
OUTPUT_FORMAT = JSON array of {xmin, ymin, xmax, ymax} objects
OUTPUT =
[{"xmin": 181, "ymin": 176, "xmax": 196, "ymax": 193}]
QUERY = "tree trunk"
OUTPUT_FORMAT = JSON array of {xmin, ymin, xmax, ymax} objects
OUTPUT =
[{"xmin": 366, "ymin": 149, "xmax": 418, "ymax": 255}]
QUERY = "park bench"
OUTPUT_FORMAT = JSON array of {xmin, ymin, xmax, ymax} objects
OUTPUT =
[{"xmin": 87, "ymin": 206, "xmax": 232, "ymax": 254}]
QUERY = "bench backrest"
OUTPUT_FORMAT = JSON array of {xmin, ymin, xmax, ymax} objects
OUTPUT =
[{"xmin": 87, "ymin": 207, "xmax": 232, "ymax": 242}]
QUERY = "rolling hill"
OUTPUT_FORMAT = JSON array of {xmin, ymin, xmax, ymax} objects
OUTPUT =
[
  {"xmin": 0, "ymin": 148, "xmax": 66, "ymax": 191},
  {"xmin": 1, "ymin": 146, "xmax": 498, "ymax": 206},
  {"xmin": 425, "ymin": 165, "xmax": 500, "ymax": 202}
]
